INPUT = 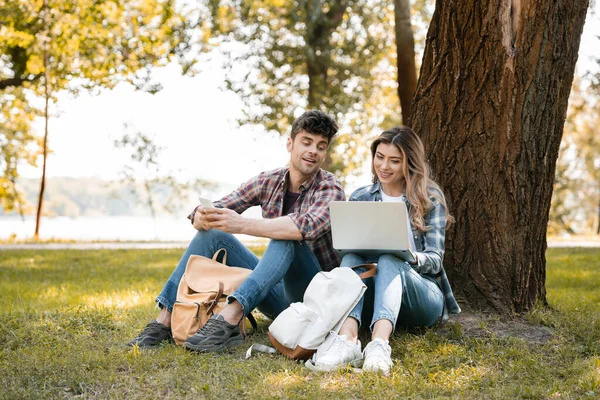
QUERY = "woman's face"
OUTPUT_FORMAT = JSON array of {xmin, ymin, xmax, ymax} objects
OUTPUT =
[{"xmin": 373, "ymin": 142, "xmax": 405, "ymax": 188}]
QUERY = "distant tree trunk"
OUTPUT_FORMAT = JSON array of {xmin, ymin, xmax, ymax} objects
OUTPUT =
[
  {"xmin": 9, "ymin": 176, "xmax": 26, "ymax": 222},
  {"xmin": 394, "ymin": 0, "xmax": 417, "ymax": 123},
  {"xmin": 410, "ymin": 0, "xmax": 589, "ymax": 312},
  {"xmin": 305, "ymin": 0, "xmax": 346, "ymax": 171},
  {"xmin": 35, "ymin": 24, "xmax": 50, "ymax": 239}
]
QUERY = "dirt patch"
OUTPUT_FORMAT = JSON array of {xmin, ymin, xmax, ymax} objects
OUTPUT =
[{"xmin": 437, "ymin": 312, "xmax": 555, "ymax": 344}]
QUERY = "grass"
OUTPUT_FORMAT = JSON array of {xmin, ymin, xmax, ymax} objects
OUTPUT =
[{"xmin": 0, "ymin": 247, "xmax": 599, "ymax": 399}]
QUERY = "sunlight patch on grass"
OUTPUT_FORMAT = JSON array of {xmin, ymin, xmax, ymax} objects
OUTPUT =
[
  {"xmin": 81, "ymin": 290, "xmax": 151, "ymax": 310},
  {"xmin": 318, "ymin": 372, "xmax": 357, "ymax": 391},
  {"xmin": 426, "ymin": 364, "xmax": 490, "ymax": 390},
  {"xmin": 263, "ymin": 370, "xmax": 308, "ymax": 388}
]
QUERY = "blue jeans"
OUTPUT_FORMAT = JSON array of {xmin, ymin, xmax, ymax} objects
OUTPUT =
[
  {"xmin": 342, "ymin": 253, "xmax": 444, "ymax": 331},
  {"xmin": 156, "ymin": 229, "xmax": 322, "ymax": 319}
]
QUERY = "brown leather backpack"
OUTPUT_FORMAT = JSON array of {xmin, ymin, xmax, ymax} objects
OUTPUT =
[{"xmin": 171, "ymin": 249, "xmax": 257, "ymax": 345}]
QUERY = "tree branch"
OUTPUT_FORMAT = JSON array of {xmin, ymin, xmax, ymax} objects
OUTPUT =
[
  {"xmin": 0, "ymin": 74, "xmax": 42, "ymax": 91},
  {"xmin": 324, "ymin": 0, "xmax": 347, "ymax": 30}
]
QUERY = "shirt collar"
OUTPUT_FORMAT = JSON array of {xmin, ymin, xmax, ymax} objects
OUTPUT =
[
  {"xmin": 372, "ymin": 181, "xmax": 410, "ymax": 204},
  {"xmin": 369, "ymin": 181, "xmax": 381, "ymax": 194},
  {"xmin": 282, "ymin": 168, "xmax": 321, "ymax": 192}
]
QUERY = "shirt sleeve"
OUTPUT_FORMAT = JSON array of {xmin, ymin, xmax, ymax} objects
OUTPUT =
[
  {"xmin": 414, "ymin": 197, "xmax": 447, "ymax": 275},
  {"xmin": 212, "ymin": 173, "xmax": 264, "ymax": 214},
  {"xmin": 288, "ymin": 177, "xmax": 345, "ymax": 241}
]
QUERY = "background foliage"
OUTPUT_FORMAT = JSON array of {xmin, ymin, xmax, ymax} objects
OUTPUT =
[{"xmin": 0, "ymin": 0, "xmax": 598, "ymax": 236}]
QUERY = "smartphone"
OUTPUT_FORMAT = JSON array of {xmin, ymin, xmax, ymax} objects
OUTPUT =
[{"xmin": 198, "ymin": 196, "xmax": 215, "ymax": 209}]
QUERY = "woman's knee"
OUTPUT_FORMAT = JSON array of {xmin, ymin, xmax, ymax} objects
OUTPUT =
[
  {"xmin": 377, "ymin": 254, "xmax": 411, "ymax": 272},
  {"xmin": 340, "ymin": 253, "xmax": 366, "ymax": 268}
]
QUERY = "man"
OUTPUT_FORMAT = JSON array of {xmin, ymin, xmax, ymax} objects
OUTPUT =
[{"xmin": 128, "ymin": 110, "xmax": 345, "ymax": 352}]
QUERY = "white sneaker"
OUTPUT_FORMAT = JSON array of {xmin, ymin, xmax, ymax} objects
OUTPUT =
[
  {"xmin": 313, "ymin": 332, "xmax": 362, "ymax": 371},
  {"xmin": 362, "ymin": 338, "xmax": 393, "ymax": 376}
]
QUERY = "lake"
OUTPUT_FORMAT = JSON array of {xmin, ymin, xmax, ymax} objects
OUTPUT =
[{"xmin": 0, "ymin": 214, "xmax": 262, "ymax": 243}]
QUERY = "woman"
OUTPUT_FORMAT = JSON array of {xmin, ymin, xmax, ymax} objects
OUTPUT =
[{"xmin": 316, "ymin": 126, "xmax": 461, "ymax": 375}]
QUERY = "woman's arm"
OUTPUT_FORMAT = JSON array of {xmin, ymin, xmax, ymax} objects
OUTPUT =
[{"xmin": 412, "ymin": 198, "xmax": 447, "ymax": 275}]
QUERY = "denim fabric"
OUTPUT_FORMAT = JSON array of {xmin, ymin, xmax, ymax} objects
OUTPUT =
[
  {"xmin": 349, "ymin": 182, "xmax": 461, "ymax": 320},
  {"xmin": 155, "ymin": 229, "xmax": 321, "ymax": 320},
  {"xmin": 342, "ymin": 253, "xmax": 444, "ymax": 330},
  {"xmin": 229, "ymin": 238, "xmax": 323, "ymax": 317}
]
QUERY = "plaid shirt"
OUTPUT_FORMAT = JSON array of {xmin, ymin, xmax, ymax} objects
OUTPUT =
[
  {"xmin": 350, "ymin": 182, "xmax": 461, "ymax": 321},
  {"xmin": 212, "ymin": 167, "xmax": 345, "ymax": 271}
]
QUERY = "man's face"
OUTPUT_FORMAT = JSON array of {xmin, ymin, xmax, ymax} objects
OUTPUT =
[{"xmin": 287, "ymin": 131, "xmax": 329, "ymax": 177}]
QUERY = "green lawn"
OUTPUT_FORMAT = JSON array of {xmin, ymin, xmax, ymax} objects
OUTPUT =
[{"xmin": 0, "ymin": 248, "xmax": 599, "ymax": 399}]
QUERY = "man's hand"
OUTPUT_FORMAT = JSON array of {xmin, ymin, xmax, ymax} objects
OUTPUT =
[
  {"xmin": 202, "ymin": 208, "xmax": 246, "ymax": 234},
  {"xmin": 192, "ymin": 207, "xmax": 212, "ymax": 231}
]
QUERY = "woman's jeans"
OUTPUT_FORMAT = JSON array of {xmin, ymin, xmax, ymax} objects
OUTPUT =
[
  {"xmin": 342, "ymin": 253, "xmax": 444, "ymax": 330},
  {"xmin": 156, "ymin": 229, "xmax": 322, "ymax": 320}
]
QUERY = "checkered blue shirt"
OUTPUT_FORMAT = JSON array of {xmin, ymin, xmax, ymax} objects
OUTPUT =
[
  {"xmin": 212, "ymin": 167, "xmax": 346, "ymax": 271},
  {"xmin": 349, "ymin": 182, "xmax": 461, "ymax": 320}
]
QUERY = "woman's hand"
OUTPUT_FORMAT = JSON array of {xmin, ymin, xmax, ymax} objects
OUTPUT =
[{"xmin": 408, "ymin": 244, "xmax": 418, "ymax": 265}]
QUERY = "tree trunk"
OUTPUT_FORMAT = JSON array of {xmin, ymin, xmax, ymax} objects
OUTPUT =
[
  {"xmin": 409, "ymin": 0, "xmax": 589, "ymax": 312},
  {"xmin": 34, "ymin": 63, "xmax": 49, "ymax": 239},
  {"xmin": 394, "ymin": 0, "xmax": 417, "ymax": 123},
  {"xmin": 305, "ymin": 0, "xmax": 346, "ymax": 172},
  {"xmin": 35, "ymin": 2, "xmax": 50, "ymax": 239}
]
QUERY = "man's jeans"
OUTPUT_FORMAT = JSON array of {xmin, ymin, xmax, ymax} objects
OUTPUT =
[
  {"xmin": 342, "ymin": 253, "xmax": 444, "ymax": 330},
  {"xmin": 156, "ymin": 229, "xmax": 322, "ymax": 319}
]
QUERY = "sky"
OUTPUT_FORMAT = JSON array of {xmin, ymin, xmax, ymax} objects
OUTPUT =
[{"xmin": 18, "ymin": 6, "xmax": 600, "ymax": 197}]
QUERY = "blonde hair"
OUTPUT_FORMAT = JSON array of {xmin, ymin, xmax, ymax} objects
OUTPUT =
[{"xmin": 370, "ymin": 126, "xmax": 453, "ymax": 232}]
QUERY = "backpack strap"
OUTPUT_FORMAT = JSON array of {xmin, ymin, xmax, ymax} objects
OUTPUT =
[
  {"xmin": 239, "ymin": 313, "xmax": 259, "ymax": 337},
  {"xmin": 211, "ymin": 248, "xmax": 227, "ymax": 264},
  {"xmin": 204, "ymin": 281, "xmax": 224, "ymax": 316},
  {"xmin": 353, "ymin": 263, "xmax": 377, "ymax": 279},
  {"xmin": 247, "ymin": 313, "xmax": 258, "ymax": 331}
]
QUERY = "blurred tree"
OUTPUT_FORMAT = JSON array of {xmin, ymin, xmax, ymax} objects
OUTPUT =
[
  {"xmin": 410, "ymin": 0, "xmax": 589, "ymax": 312},
  {"xmin": 394, "ymin": 0, "xmax": 417, "ymax": 122},
  {"xmin": 550, "ymin": 78, "xmax": 600, "ymax": 235},
  {"xmin": 0, "ymin": 87, "xmax": 39, "ymax": 219},
  {"xmin": 0, "ymin": 0, "xmax": 197, "ymax": 93},
  {"xmin": 114, "ymin": 126, "xmax": 216, "ymax": 236},
  {"xmin": 205, "ymin": 0, "xmax": 403, "ymax": 182},
  {"xmin": 0, "ymin": 0, "xmax": 200, "ymax": 237}
]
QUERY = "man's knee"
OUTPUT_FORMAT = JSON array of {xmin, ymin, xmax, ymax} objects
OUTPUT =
[
  {"xmin": 192, "ymin": 228, "xmax": 234, "ymax": 245},
  {"xmin": 265, "ymin": 239, "xmax": 295, "ymax": 253}
]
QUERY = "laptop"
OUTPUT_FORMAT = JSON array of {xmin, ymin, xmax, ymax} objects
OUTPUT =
[{"xmin": 329, "ymin": 201, "xmax": 416, "ymax": 263}]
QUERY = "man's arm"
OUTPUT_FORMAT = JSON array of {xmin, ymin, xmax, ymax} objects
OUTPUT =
[
  {"xmin": 202, "ymin": 208, "xmax": 302, "ymax": 240},
  {"xmin": 287, "ymin": 178, "xmax": 346, "ymax": 241},
  {"xmin": 202, "ymin": 173, "xmax": 345, "ymax": 241},
  {"xmin": 189, "ymin": 172, "xmax": 265, "ymax": 230}
]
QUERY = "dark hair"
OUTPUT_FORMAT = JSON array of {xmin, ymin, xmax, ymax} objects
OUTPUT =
[{"xmin": 290, "ymin": 110, "xmax": 338, "ymax": 143}]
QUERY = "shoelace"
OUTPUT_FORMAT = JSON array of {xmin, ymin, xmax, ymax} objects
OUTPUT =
[
  {"xmin": 364, "ymin": 341, "xmax": 390, "ymax": 360},
  {"xmin": 195, "ymin": 318, "xmax": 225, "ymax": 335},
  {"xmin": 326, "ymin": 335, "xmax": 351, "ymax": 359},
  {"xmin": 139, "ymin": 322, "xmax": 165, "ymax": 336}
]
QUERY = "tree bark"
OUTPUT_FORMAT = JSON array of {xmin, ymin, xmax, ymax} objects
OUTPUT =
[
  {"xmin": 394, "ymin": 0, "xmax": 417, "ymax": 123},
  {"xmin": 409, "ymin": 0, "xmax": 589, "ymax": 312}
]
